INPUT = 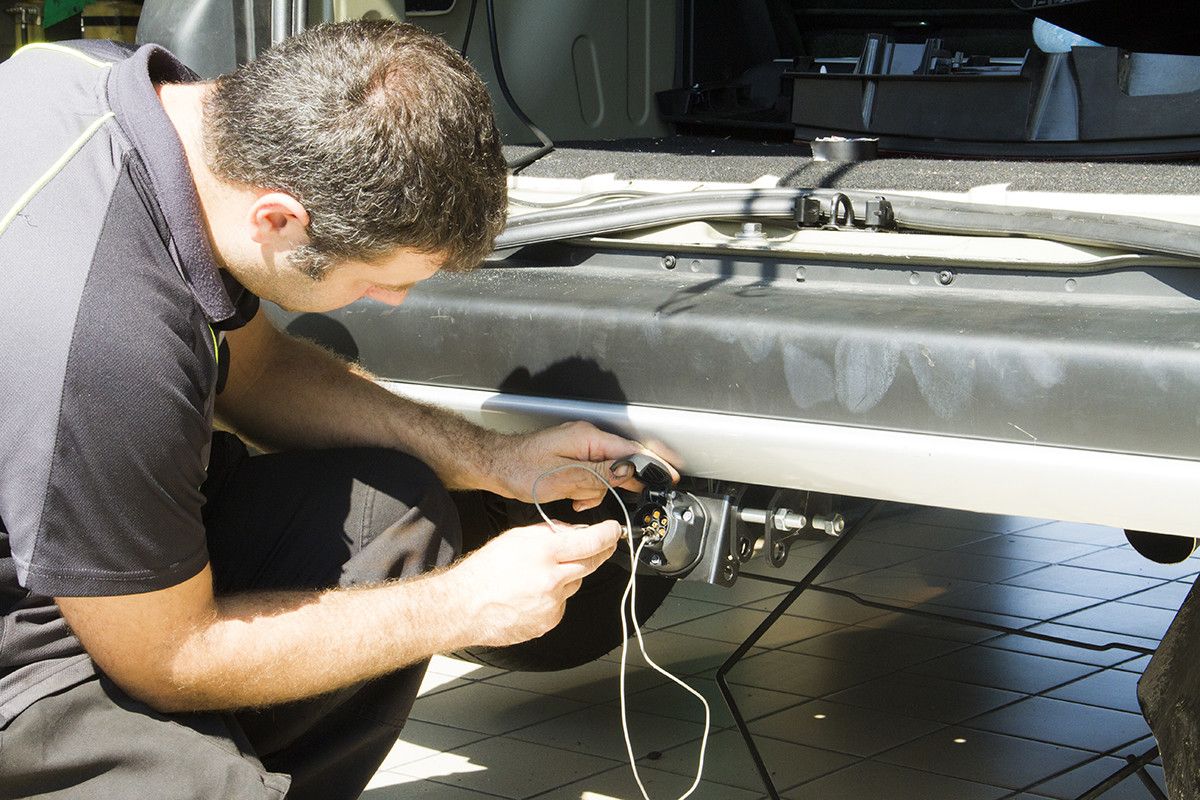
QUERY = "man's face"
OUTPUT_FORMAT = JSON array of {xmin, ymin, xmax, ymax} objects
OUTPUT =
[{"xmin": 263, "ymin": 249, "xmax": 444, "ymax": 313}]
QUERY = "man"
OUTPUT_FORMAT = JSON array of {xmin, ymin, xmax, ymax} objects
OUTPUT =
[{"xmin": 0, "ymin": 20, "xmax": 674, "ymax": 799}]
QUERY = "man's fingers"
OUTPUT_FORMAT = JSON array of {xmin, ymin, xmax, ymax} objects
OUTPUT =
[
  {"xmin": 553, "ymin": 520, "xmax": 621, "ymax": 563},
  {"xmin": 557, "ymin": 546, "xmax": 617, "ymax": 584}
]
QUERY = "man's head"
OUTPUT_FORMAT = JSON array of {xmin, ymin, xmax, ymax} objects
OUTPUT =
[{"xmin": 199, "ymin": 20, "xmax": 507, "ymax": 309}]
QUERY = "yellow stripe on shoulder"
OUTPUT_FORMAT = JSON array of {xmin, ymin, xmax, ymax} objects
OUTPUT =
[
  {"xmin": 0, "ymin": 112, "xmax": 116, "ymax": 237},
  {"xmin": 15, "ymin": 42, "xmax": 112, "ymax": 69}
]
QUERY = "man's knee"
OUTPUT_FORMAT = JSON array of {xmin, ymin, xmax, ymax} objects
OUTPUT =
[
  {"xmin": 0, "ymin": 677, "xmax": 291, "ymax": 800},
  {"xmin": 345, "ymin": 448, "xmax": 462, "ymax": 583}
]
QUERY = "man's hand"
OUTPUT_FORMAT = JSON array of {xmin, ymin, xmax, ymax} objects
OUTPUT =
[
  {"xmin": 490, "ymin": 421, "xmax": 681, "ymax": 511},
  {"xmin": 450, "ymin": 519, "xmax": 622, "ymax": 646}
]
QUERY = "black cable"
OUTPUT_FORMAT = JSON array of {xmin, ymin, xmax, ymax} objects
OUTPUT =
[
  {"xmin": 459, "ymin": 0, "xmax": 479, "ymax": 56},
  {"xmin": 484, "ymin": 0, "xmax": 554, "ymax": 174}
]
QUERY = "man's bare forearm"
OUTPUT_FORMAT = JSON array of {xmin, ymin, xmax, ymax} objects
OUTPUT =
[
  {"xmin": 217, "ymin": 320, "xmax": 507, "ymax": 492},
  {"xmin": 150, "ymin": 569, "xmax": 477, "ymax": 712}
]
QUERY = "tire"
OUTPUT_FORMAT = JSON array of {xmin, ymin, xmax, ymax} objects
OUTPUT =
[{"xmin": 451, "ymin": 491, "xmax": 677, "ymax": 672}]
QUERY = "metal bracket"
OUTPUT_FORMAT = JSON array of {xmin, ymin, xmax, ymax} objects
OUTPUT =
[{"xmin": 687, "ymin": 486, "xmax": 748, "ymax": 587}]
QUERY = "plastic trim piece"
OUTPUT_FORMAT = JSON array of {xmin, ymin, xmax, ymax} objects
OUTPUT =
[{"xmin": 381, "ymin": 381, "xmax": 1200, "ymax": 538}]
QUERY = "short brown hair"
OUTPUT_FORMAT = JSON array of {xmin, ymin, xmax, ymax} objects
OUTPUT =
[{"xmin": 202, "ymin": 20, "xmax": 507, "ymax": 277}]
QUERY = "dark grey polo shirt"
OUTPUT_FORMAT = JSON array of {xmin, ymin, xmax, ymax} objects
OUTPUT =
[{"xmin": 0, "ymin": 41, "xmax": 256, "ymax": 725}]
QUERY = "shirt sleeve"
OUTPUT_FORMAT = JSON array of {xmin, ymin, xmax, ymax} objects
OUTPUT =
[{"xmin": 12, "ymin": 174, "xmax": 217, "ymax": 598}]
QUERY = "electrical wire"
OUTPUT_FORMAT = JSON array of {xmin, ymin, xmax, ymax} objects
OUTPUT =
[
  {"xmin": 484, "ymin": 0, "xmax": 555, "ymax": 174},
  {"xmin": 530, "ymin": 464, "xmax": 711, "ymax": 800},
  {"xmin": 458, "ymin": 0, "xmax": 479, "ymax": 56}
]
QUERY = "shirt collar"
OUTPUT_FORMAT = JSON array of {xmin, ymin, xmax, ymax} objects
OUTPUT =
[{"xmin": 106, "ymin": 45, "xmax": 242, "ymax": 328}]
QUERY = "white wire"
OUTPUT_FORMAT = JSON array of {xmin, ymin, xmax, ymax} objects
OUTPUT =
[{"xmin": 530, "ymin": 464, "xmax": 711, "ymax": 800}]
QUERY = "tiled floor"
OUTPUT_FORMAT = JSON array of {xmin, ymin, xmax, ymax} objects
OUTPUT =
[{"xmin": 360, "ymin": 505, "xmax": 1195, "ymax": 800}]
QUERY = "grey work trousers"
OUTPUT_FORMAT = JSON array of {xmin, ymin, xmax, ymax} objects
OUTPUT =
[{"xmin": 0, "ymin": 436, "xmax": 462, "ymax": 800}]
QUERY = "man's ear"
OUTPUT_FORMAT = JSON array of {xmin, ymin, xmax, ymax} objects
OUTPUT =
[{"xmin": 248, "ymin": 192, "xmax": 311, "ymax": 250}]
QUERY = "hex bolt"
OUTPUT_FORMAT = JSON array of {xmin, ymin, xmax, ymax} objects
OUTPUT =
[
  {"xmin": 771, "ymin": 508, "xmax": 807, "ymax": 532},
  {"xmin": 736, "ymin": 222, "xmax": 765, "ymax": 240},
  {"xmin": 661, "ymin": 254, "xmax": 677, "ymax": 270},
  {"xmin": 811, "ymin": 514, "xmax": 846, "ymax": 537},
  {"xmin": 937, "ymin": 270, "xmax": 956, "ymax": 286}
]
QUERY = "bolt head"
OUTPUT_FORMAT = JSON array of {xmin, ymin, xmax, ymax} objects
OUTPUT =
[
  {"xmin": 661, "ymin": 254, "xmax": 677, "ymax": 270},
  {"xmin": 937, "ymin": 270, "xmax": 955, "ymax": 285}
]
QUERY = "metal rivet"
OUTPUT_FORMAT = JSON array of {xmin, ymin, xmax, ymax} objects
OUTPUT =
[
  {"xmin": 690, "ymin": 259, "xmax": 702, "ymax": 272},
  {"xmin": 795, "ymin": 266, "xmax": 807, "ymax": 282},
  {"xmin": 1065, "ymin": 278, "xmax": 1077, "ymax": 292},
  {"xmin": 661, "ymin": 254, "xmax": 677, "ymax": 270},
  {"xmin": 908, "ymin": 271, "xmax": 921, "ymax": 285}
]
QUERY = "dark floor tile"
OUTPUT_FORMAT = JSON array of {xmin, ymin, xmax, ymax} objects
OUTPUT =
[
  {"xmin": 928, "ymin": 584, "xmax": 1100, "ymax": 620},
  {"xmin": 651, "ymin": 729, "xmax": 855, "ymax": 793},
  {"xmin": 395, "ymin": 736, "xmax": 619, "ymax": 799},
  {"xmin": 909, "ymin": 647, "xmax": 1099, "ymax": 694},
  {"xmin": 960, "ymin": 536, "xmax": 1106, "ymax": 564},
  {"xmin": 784, "ymin": 627, "xmax": 965, "ymax": 670},
  {"xmin": 600, "ymin": 629, "xmax": 762, "ymax": 676},
  {"xmin": 787, "ymin": 760, "xmax": 1010, "ymax": 800},
  {"xmin": 535, "ymin": 764, "xmax": 762, "ymax": 800},
  {"xmin": 983, "ymin": 626, "xmax": 1143, "ymax": 669},
  {"xmin": 824, "ymin": 571, "xmax": 984, "ymax": 606},
  {"xmin": 965, "ymin": 696, "xmax": 1150, "ymax": 752},
  {"xmin": 673, "ymin": 578, "xmax": 788, "ymax": 607},
  {"xmin": 787, "ymin": 540, "xmax": 933, "ymax": 570},
  {"xmin": 409, "ymin": 682, "xmax": 586, "ymax": 735},
  {"xmin": 1016, "ymin": 522, "xmax": 1130, "ymax": 546},
  {"xmin": 878, "ymin": 728, "xmax": 1097, "ymax": 789},
  {"xmin": 751, "ymin": 700, "xmax": 942, "ymax": 757},
  {"xmin": 858, "ymin": 610, "xmax": 1005, "ymax": 644},
  {"xmin": 858, "ymin": 519, "xmax": 999, "ymax": 549},
  {"xmin": 1114, "ymin": 655, "xmax": 1153, "ymax": 675},
  {"xmin": 894, "ymin": 551, "xmax": 1043, "ymax": 583},
  {"xmin": 663, "ymin": 606, "xmax": 842, "ymax": 649},
  {"xmin": 509, "ymin": 704, "xmax": 706, "ymax": 761},
  {"xmin": 1002, "ymin": 566, "xmax": 1162, "ymax": 601},
  {"xmin": 1064, "ymin": 547, "xmax": 1200, "ymax": 580},
  {"xmin": 747, "ymin": 589, "xmax": 890, "ymax": 625},
  {"xmin": 1020, "ymin": 623, "xmax": 1160, "ymax": 660},
  {"xmin": 1046, "ymin": 669, "xmax": 1143, "ymax": 714},
  {"xmin": 623, "ymin": 675, "xmax": 806, "ymax": 728},
  {"xmin": 726, "ymin": 649, "xmax": 896, "ymax": 697},
  {"xmin": 484, "ymin": 660, "xmax": 666, "ymax": 704},
  {"xmin": 829, "ymin": 672, "xmax": 1024, "ymax": 724},
  {"xmin": 643, "ymin": 596, "xmax": 730, "ymax": 630},
  {"xmin": 1026, "ymin": 754, "xmax": 1163, "ymax": 800},
  {"xmin": 906, "ymin": 508, "xmax": 1049, "ymax": 535},
  {"xmin": 1053, "ymin": 603, "xmax": 1178, "ymax": 641},
  {"xmin": 1123, "ymin": 580, "xmax": 1194, "ymax": 611}
]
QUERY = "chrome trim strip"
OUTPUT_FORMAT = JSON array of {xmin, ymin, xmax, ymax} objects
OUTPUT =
[{"xmin": 382, "ymin": 381, "xmax": 1198, "ymax": 537}]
